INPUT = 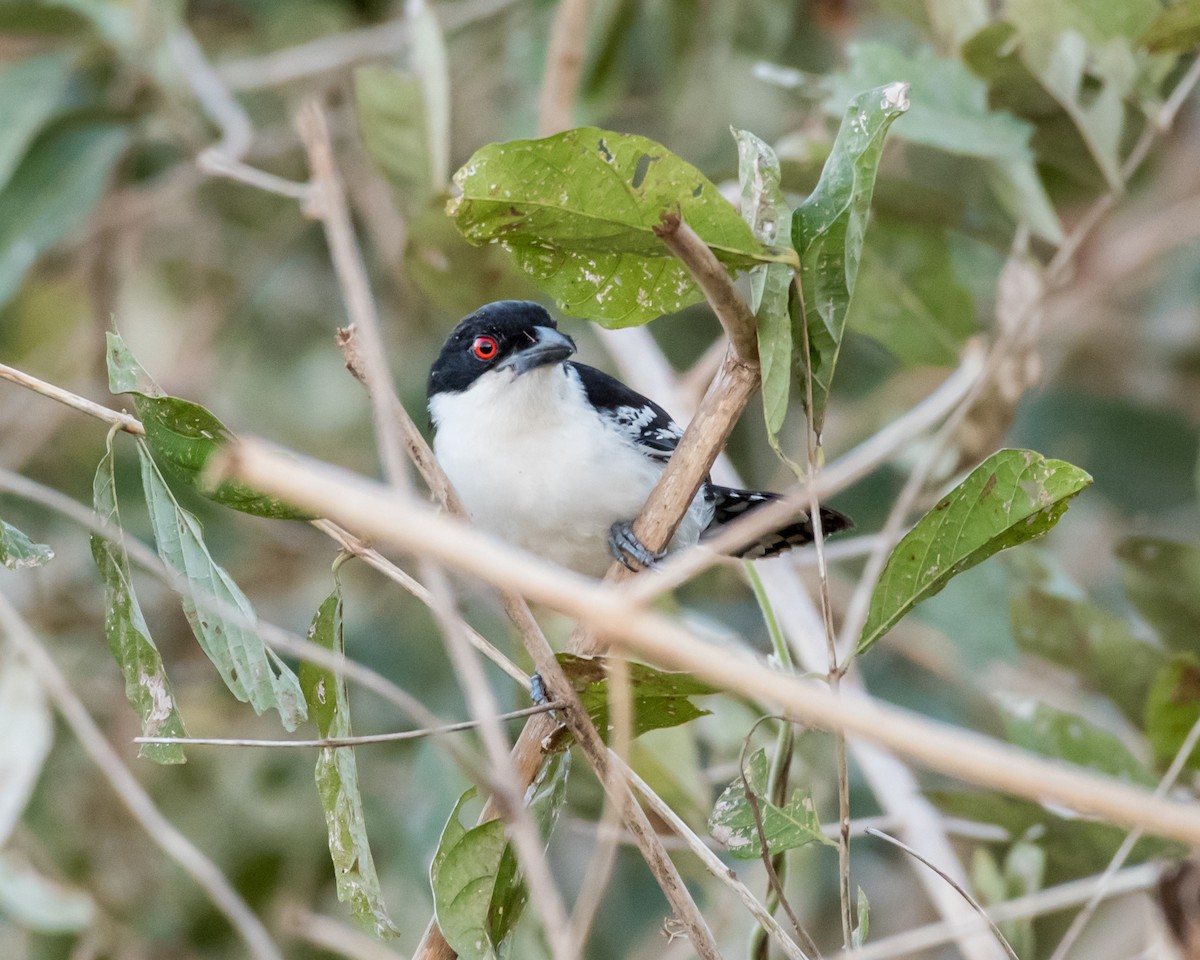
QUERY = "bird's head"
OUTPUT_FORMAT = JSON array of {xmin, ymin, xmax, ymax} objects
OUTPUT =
[{"xmin": 427, "ymin": 301, "xmax": 577, "ymax": 399}]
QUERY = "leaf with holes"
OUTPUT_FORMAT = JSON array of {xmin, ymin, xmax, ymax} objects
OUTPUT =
[
  {"xmin": 0, "ymin": 519, "xmax": 52, "ymax": 571},
  {"xmin": 793, "ymin": 83, "xmax": 909, "ymax": 431},
  {"xmin": 858, "ymin": 449, "xmax": 1092, "ymax": 655},
  {"xmin": 449, "ymin": 127, "xmax": 793, "ymax": 327},
  {"xmin": 138, "ymin": 442, "xmax": 306, "ymax": 730},
  {"xmin": 106, "ymin": 331, "xmax": 311, "ymax": 520},
  {"xmin": 300, "ymin": 588, "xmax": 399, "ymax": 939},
  {"xmin": 91, "ymin": 436, "xmax": 186, "ymax": 764},
  {"xmin": 708, "ymin": 748, "xmax": 835, "ymax": 859}
]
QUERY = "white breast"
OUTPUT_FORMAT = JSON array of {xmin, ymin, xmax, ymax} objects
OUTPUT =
[{"xmin": 430, "ymin": 365, "xmax": 710, "ymax": 577}]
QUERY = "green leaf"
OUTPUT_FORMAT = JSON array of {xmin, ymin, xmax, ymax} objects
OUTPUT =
[
  {"xmin": 852, "ymin": 886, "xmax": 870, "ymax": 948},
  {"xmin": 0, "ymin": 849, "xmax": 95, "ymax": 933},
  {"xmin": 1115, "ymin": 537, "xmax": 1200, "ymax": 654},
  {"xmin": 1140, "ymin": 1, "xmax": 1200, "ymax": 52},
  {"xmin": 356, "ymin": 66, "xmax": 435, "ymax": 207},
  {"xmin": 708, "ymin": 747, "xmax": 835, "ymax": 859},
  {"xmin": 106, "ymin": 331, "xmax": 313, "ymax": 520},
  {"xmin": 794, "ymin": 83, "xmax": 909, "ymax": 430},
  {"xmin": 1145, "ymin": 655, "xmax": 1200, "ymax": 773},
  {"xmin": 138, "ymin": 442, "xmax": 307, "ymax": 731},
  {"xmin": 858, "ymin": 449, "xmax": 1092, "ymax": 655},
  {"xmin": 1010, "ymin": 587, "xmax": 1164, "ymax": 724},
  {"xmin": 0, "ymin": 52, "xmax": 75, "ymax": 192},
  {"xmin": 0, "ymin": 652, "xmax": 52, "ymax": 846},
  {"xmin": 431, "ymin": 791, "xmax": 511, "ymax": 960},
  {"xmin": 826, "ymin": 44, "xmax": 1033, "ymax": 161},
  {"xmin": 300, "ymin": 588, "xmax": 399, "ymax": 939},
  {"xmin": 555, "ymin": 653, "xmax": 713, "ymax": 745},
  {"xmin": 997, "ymin": 698, "xmax": 1154, "ymax": 786},
  {"xmin": 929, "ymin": 790, "xmax": 1178, "ymax": 883},
  {"xmin": 91, "ymin": 436, "xmax": 187, "ymax": 764},
  {"xmin": 845, "ymin": 219, "xmax": 976, "ymax": 366},
  {"xmin": 0, "ymin": 123, "xmax": 127, "ymax": 309},
  {"xmin": 0, "ymin": 519, "xmax": 53, "ymax": 571},
  {"xmin": 430, "ymin": 751, "xmax": 569, "ymax": 959},
  {"xmin": 449, "ymin": 127, "xmax": 789, "ymax": 328},
  {"xmin": 733, "ymin": 128, "xmax": 794, "ymax": 437}
]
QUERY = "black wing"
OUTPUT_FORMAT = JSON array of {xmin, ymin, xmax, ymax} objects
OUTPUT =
[{"xmin": 568, "ymin": 362, "xmax": 684, "ymax": 463}]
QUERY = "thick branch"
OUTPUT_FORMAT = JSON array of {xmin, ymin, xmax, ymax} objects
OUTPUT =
[
  {"xmin": 653, "ymin": 214, "xmax": 759, "ymax": 364},
  {"xmin": 212, "ymin": 439, "xmax": 1200, "ymax": 848}
]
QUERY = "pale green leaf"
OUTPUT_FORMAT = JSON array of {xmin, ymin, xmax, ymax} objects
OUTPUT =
[
  {"xmin": 300, "ymin": 589, "xmax": 399, "ymax": 939},
  {"xmin": 1115, "ymin": 537, "xmax": 1200, "ymax": 654},
  {"xmin": 449, "ymin": 127, "xmax": 789, "ymax": 328},
  {"xmin": 1140, "ymin": 1, "xmax": 1200, "ymax": 53},
  {"xmin": 852, "ymin": 886, "xmax": 870, "ymax": 948},
  {"xmin": 708, "ymin": 748, "xmax": 835, "ymax": 859},
  {"xmin": 0, "ymin": 52, "xmax": 75, "ymax": 192},
  {"xmin": 858, "ymin": 449, "xmax": 1092, "ymax": 655},
  {"xmin": 0, "ymin": 850, "xmax": 94, "ymax": 933},
  {"xmin": 91, "ymin": 435, "xmax": 187, "ymax": 764},
  {"xmin": 846, "ymin": 219, "xmax": 976, "ymax": 366},
  {"xmin": 356, "ymin": 65, "xmax": 434, "ymax": 207},
  {"xmin": 998, "ymin": 698, "xmax": 1154, "ymax": 785},
  {"xmin": 0, "ymin": 123, "xmax": 127, "ymax": 309},
  {"xmin": 138, "ymin": 442, "xmax": 307, "ymax": 730},
  {"xmin": 733, "ymin": 127, "xmax": 794, "ymax": 437},
  {"xmin": 0, "ymin": 519, "xmax": 53, "ymax": 571},
  {"xmin": 0, "ymin": 653, "xmax": 52, "ymax": 846},
  {"xmin": 794, "ymin": 83, "xmax": 909, "ymax": 431},
  {"xmin": 1144, "ymin": 655, "xmax": 1200, "ymax": 772},
  {"xmin": 1010, "ymin": 586, "xmax": 1165, "ymax": 724}
]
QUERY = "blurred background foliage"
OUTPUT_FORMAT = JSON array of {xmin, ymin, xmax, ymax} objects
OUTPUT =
[{"xmin": 1, "ymin": 0, "xmax": 1199, "ymax": 958}]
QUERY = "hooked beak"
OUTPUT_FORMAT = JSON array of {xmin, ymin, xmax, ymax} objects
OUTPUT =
[{"xmin": 496, "ymin": 325, "xmax": 576, "ymax": 375}]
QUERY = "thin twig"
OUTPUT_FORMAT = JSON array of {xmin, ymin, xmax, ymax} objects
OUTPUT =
[
  {"xmin": 795, "ymin": 272, "xmax": 854, "ymax": 947},
  {"xmin": 296, "ymin": 101, "xmax": 412, "ymax": 489},
  {"xmin": 1046, "ymin": 713, "xmax": 1200, "ymax": 960},
  {"xmin": 537, "ymin": 0, "xmax": 592, "ymax": 135},
  {"xmin": 865, "ymin": 828, "xmax": 1020, "ymax": 960},
  {"xmin": 281, "ymin": 906, "xmax": 410, "ymax": 960},
  {"xmin": 739, "ymin": 717, "xmax": 815, "ymax": 956},
  {"xmin": 654, "ymin": 215, "xmax": 760, "ymax": 364},
  {"xmin": 848, "ymin": 863, "xmax": 1161, "ymax": 960},
  {"xmin": 0, "ymin": 364, "xmax": 144, "ymax": 435},
  {"xmin": 567, "ymin": 655, "xmax": 631, "ymax": 949},
  {"xmin": 0, "ymin": 593, "xmax": 284, "ymax": 960},
  {"xmin": 133, "ymin": 702, "xmax": 563, "ymax": 748},
  {"xmin": 213, "ymin": 439, "xmax": 1200, "ymax": 846},
  {"xmin": 215, "ymin": 0, "xmax": 518, "ymax": 90},
  {"xmin": 622, "ymin": 762, "xmax": 813, "ymax": 960},
  {"xmin": 421, "ymin": 562, "xmax": 576, "ymax": 960}
]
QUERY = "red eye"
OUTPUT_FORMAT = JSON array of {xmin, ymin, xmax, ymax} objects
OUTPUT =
[{"xmin": 472, "ymin": 336, "xmax": 498, "ymax": 361}]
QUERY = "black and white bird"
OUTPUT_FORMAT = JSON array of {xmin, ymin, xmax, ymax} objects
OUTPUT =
[{"xmin": 427, "ymin": 301, "xmax": 852, "ymax": 577}]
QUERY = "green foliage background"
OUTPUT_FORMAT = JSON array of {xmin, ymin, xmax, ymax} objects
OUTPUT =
[{"xmin": 1, "ymin": 0, "xmax": 1199, "ymax": 958}]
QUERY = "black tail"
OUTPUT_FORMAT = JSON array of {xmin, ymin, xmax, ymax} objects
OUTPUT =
[{"xmin": 703, "ymin": 486, "xmax": 854, "ymax": 560}]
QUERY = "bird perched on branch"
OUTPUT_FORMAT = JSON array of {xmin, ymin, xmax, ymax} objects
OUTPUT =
[{"xmin": 427, "ymin": 300, "xmax": 852, "ymax": 577}]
